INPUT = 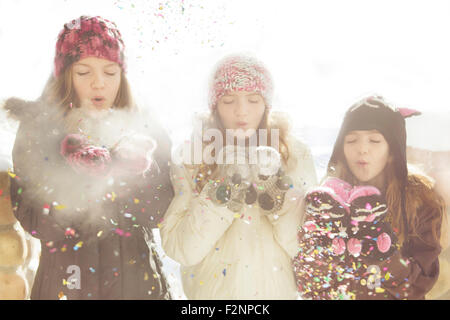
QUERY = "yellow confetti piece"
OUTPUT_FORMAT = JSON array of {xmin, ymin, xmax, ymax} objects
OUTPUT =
[
  {"xmin": 111, "ymin": 192, "xmax": 117, "ymax": 202},
  {"xmin": 75, "ymin": 241, "xmax": 83, "ymax": 248},
  {"xmin": 385, "ymin": 272, "xmax": 391, "ymax": 281},
  {"xmin": 62, "ymin": 279, "xmax": 67, "ymax": 286},
  {"xmin": 144, "ymin": 272, "xmax": 149, "ymax": 281},
  {"xmin": 134, "ymin": 198, "xmax": 140, "ymax": 204},
  {"xmin": 157, "ymin": 223, "xmax": 162, "ymax": 229},
  {"xmin": 54, "ymin": 205, "xmax": 66, "ymax": 210},
  {"xmin": 199, "ymin": 281, "xmax": 204, "ymax": 286},
  {"xmin": 97, "ymin": 230, "xmax": 103, "ymax": 238},
  {"xmin": 61, "ymin": 247, "xmax": 67, "ymax": 253},
  {"xmin": 7, "ymin": 170, "xmax": 16, "ymax": 178},
  {"xmin": 233, "ymin": 213, "xmax": 240, "ymax": 218},
  {"xmin": 375, "ymin": 287, "xmax": 385, "ymax": 293},
  {"xmin": 360, "ymin": 279, "xmax": 367, "ymax": 286}
]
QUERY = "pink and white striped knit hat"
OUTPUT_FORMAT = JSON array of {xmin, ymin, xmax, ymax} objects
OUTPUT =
[
  {"xmin": 209, "ymin": 55, "xmax": 274, "ymax": 110},
  {"xmin": 54, "ymin": 16, "xmax": 126, "ymax": 78}
]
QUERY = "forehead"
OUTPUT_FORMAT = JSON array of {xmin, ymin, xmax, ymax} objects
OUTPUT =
[
  {"xmin": 345, "ymin": 130, "xmax": 384, "ymax": 136},
  {"xmin": 73, "ymin": 57, "xmax": 119, "ymax": 68},
  {"xmin": 222, "ymin": 91, "xmax": 261, "ymax": 97}
]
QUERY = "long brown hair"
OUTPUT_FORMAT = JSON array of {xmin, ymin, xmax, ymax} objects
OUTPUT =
[
  {"xmin": 40, "ymin": 66, "xmax": 135, "ymax": 132},
  {"xmin": 329, "ymin": 157, "xmax": 445, "ymax": 248},
  {"xmin": 193, "ymin": 107, "xmax": 291, "ymax": 193}
]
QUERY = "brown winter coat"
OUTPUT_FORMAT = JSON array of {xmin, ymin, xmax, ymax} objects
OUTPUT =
[
  {"xmin": 351, "ymin": 173, "xmax": 445, "ymax": 300},
  {"xmin": 4, "ymin": 98, "xmax": 174, "ymax": 300}
]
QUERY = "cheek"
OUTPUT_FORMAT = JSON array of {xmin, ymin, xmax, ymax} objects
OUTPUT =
[
  {"xmin": 376, "ymin": 146, "xmax": 390, "ymax": 170},
  {"xmin": 72, "ymin": 77, "xmax": 89, "ymax": 100},
  {"xmin": 252, "ymin": 104, "xmax": 266, "ymax": 125},
  {"xmin": 217, "ymin": 105, "xmax": 234, "ymax": 127},
  {"xmin": 107, "ymin": 77, "xmax": 121, "ymax": 100},
  {"xmin": 343, "ymin": 144, "xmax": 355, "ymax": 163}
]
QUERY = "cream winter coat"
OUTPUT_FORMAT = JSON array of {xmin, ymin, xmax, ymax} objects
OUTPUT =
[{"xmin": 160, "ymin": 135, "xmax": 317, "ymax": 300}]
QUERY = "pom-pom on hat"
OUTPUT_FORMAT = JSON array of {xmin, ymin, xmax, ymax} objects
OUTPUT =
[
  {"xmin": 54, "ymin": 15, "xmax": 126, "ymax": 78},
  {"xmin": 209, "ymin": 54, "xmax": 273, "ymax": 110}
]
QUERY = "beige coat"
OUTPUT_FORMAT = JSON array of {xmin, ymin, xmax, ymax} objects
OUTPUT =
[{"xmin": 160, "ymin": 136, "xmax": 317, "ymax": 299}]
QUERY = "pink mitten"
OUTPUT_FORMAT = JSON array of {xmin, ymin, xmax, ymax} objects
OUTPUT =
[
  {"xmin": 302, "ymin": 177, "xmax": 351, "ymax": 241},
  {"xmin": 295, "ymin": 178, "xmax": 352, "ymax": 299},
  {"xmin": 347, "ymin": 185, "xmax": 398, "ymax": 261},
  {"xmin": 61, "ymin": 134, "xmax": 112, "ymax": 176},
  {"xmin": 111, "ymin": 134, "xmax": 156, "ymax": 176}
]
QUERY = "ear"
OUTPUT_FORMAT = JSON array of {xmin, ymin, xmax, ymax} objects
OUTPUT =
[{"xmin": 398, "ymin": 107, "xmax": 421, "ymax": 118}]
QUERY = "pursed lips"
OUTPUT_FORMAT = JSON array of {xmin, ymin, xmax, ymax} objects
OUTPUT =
[
  {"xmin": 91, "ymin": 96, "xmax": 106, "ymax": 107},
  {"xmin": 356, "ymin": 160, "xmax": 368, "ymax": 166}
]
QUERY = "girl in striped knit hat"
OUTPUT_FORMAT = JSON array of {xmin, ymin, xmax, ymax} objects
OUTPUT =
[{"xmin": 160, "ymin": 54, "xmax": 318, "ymax": 299}]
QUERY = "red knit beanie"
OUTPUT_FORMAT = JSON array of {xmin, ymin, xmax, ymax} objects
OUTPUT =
[{"xmin": 54, "ymin": 15, "xmax": 126, "ymax": 78}]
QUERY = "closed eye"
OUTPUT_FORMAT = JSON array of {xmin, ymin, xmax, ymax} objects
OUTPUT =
[{"xmin": 77, "ymin": 72, "xmax": 90, "ymax": 76}]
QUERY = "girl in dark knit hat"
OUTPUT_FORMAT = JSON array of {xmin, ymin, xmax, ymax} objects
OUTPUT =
[
  {"xmin": 293, "ymin": 95, "xmax": 445, "ymax": 300},
  {"xmin": 3, "ymin": 16, "xmax": 173, "ymax": 299}
]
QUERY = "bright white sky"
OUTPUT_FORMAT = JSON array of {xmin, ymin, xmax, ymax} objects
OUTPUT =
[{"xmin": 1, "ymin": 0, "xmax": 450, "ymax": 151}]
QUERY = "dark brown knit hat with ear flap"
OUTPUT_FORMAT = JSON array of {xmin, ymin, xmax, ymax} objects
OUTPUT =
[{"xmin": 327, "ymin": 95, "xmax": 421, "ymax": 253}]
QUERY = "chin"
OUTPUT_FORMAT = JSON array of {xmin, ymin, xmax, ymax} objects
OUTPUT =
[{"xmin": 352, "ymin": 173, "xmax": 372, "ymax": 184}]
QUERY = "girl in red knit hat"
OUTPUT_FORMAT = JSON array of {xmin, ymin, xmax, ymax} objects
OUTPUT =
[
  {"xmin": 293, "ymin": 95, "xmax": 446, "ymax": 300},
  {"xmin": 3, "ymin": 16, "xmax": 173, "ymax": 300}
]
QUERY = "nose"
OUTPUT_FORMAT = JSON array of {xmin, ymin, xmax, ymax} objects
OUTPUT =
[
  {"xmin": 234, "ymin": 97, "xmax": 249, "ymax": 117},
  {"xmin": 91, "ymin": 72, "xmax": 105, "ymax": 89},
  {"xmin": 356, "ymin": 141, "xmax": 369, "ymax": 155}
]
